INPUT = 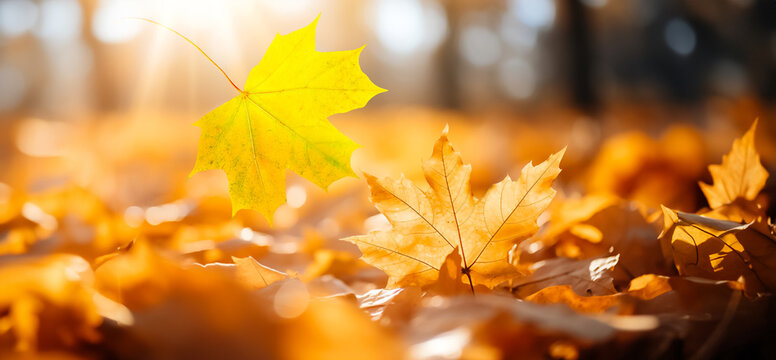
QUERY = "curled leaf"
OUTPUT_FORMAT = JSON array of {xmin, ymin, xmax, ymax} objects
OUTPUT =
[
  {"xmin": 512, "ymin": 255, "xmax": 620, "ymax": 298},
  {"xmin": 660, "ymin": 206, "xmax": 776, "ymax": 294},
  {"xmin": 525, "ymin": 285, "xmax": 622, "ymax": 313}
]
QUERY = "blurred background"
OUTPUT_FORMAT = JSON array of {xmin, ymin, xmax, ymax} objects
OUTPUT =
[
  {"xmin": 2, "ymin": 0, "xmax": 776, "ymax": 114},
  {"xmin": 1, "ymin": 0, "xmax": 776, "ymax": 232}
]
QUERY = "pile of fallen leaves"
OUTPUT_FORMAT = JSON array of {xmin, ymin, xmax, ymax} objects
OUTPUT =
[
  {"xmin": 1, "ymin": 118, "xmax": 774, "ymax": 359},
  {"xmin": 1, "ymin": 17, "xmax": 776, "ymax": 360}
]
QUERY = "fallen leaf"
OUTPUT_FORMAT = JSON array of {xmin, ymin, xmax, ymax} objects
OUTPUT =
[
  {"xmin": 626, "ymin": 274, "xmax": 672, "ymax": 300},
  {"xmin": 523, "ymin": 274, "xmax": 677, "ymax": 313},
  {"xmin": 408, "ymin": 295, "xmax": 615, "ymax": 359},
  {"xmin": 701, "ymin": 197, "xmax": 769, "ymax": 224},
  {"xmin": 189, "ymin": 17, "xmax": 384, "ymax": 220},
  {"xmin": 699, "ymin": 120, "xmax": 768, "ymax": 210},
  {"xmin": 232, "ymin": 256, "xmax": 287, "ymax": 290},
  {"xmin": 345, "ymin": 127, "xmax": 564, "ymax": 288},
  {"xmin": 524, "ymin": 196, "xmax": 670, "ymax": 280},
  {"xmin": 427, "ymin": 247, "xmax": 488, "ymax": 295},
  {"xmin": 0, "ymin": 254, "xmax": 104, "ymax": 352},
  {"xmin": 660, "ymin": 207, "xmax": 776, "ymax": 294},
  {"xmin": 627, "ymin": 275, "xmax": 762, "ymax": 359},
  {"xmin": 525, "ymin": 285, "xmax": 622, "ymax": 313},
  {"xmin": 512, "ymin": 255, "xmax": 620, "ymax": 298},
  {"xmin": 541, "ymin": 194, "xmax": 618, "ymax": 243}
]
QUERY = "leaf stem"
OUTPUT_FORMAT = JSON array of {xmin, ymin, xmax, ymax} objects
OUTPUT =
[
  {"xmin": 465, "ymin": 270, "xmax": 475, "ymax": 295},
  {"xmin": 131, "ymin": 18, "xmax": 244, "ymax": 94}
]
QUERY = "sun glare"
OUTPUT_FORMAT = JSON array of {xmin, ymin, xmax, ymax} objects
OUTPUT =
[{"xmin": 131, "ymin": 0, "xmax": 249, "ymax": 114}]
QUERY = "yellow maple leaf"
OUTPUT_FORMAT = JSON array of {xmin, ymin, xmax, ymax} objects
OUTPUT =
[
  {"xmin": 163, "ymin": 16, "xmax": 385, "ymax": 220},
  {"xmin": 659, "ymin": 206, "xmax": 776, "ymax": 294},
  {"xmin": 699, "ymin": 120, "xmax": 768, "ymax": 210},
  {"xmin": 344, "ymin": 127, "xmax": 564, "ymax": 289}
]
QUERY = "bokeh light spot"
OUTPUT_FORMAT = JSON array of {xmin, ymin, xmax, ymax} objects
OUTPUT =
[
  {"xmin": 498, "ymin": 57, "xmax": 535, "ymax": 99},
  {"xmin": 373, "ymin": 0, "xmax": 424, "ymax": 55},
  {"xmin": 460, "ymin": 25, "xmax": 501, "ymax": 67},
  {"xmin": 664, "ymin": 18, "xmax": 696, "ymax": 56},
  {"xmin": 273, "ymin": 279, "xmax": 310, "ymax": 319},
  {"xmin": 500, "ymin": 14, "xmax": 538, "ymax": 49},
  {"xmin": 286, "ymin": 185, "xmax": 307, "ymax": 209},
  {"xmin": 0, "ymin": 0, "xmax": 38, "ymax": 37},
  {"xmin": 371, "ymin": 0, "xmax": 447, "ymax": 57},
  {"xmin": 265, "ymin": 0, "xmax": 313, "ymax": 15},
  {"xmin": 34, "ymin": 0, "xmax": 82, "ymax": 42},
  {"xmin": 123, "ymin": 206, "xmax": 145, "ymax": 228},
  {"xmin": 0, "ymin": 65, "xmax": 27, "ymax": 111},
  {"xmin": 509, "ymin": 0, "xmax": 555, "ymax": 29},
  {"xmin": 92, "ymin": 0, "xmax": 142, "ymax": 44}
]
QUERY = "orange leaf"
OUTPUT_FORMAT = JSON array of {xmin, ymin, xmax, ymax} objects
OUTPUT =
[
  {"xmin": 344, "ymin": 127, "xmax": 564, "ymax": 289},
  {"xmin": 660, "ymin": 207, "xmax": 776, "ymax": 294},
  {"xmin": 699, "ymin": 120, "xmax": 768, "ymax": 210},
  {"xmin": 525, "ymin": 285, "xmax": 621, "ymax": 313},
  {"xmin": 232, "ymin": 256, "xmax": 287, "ymax": 290}
]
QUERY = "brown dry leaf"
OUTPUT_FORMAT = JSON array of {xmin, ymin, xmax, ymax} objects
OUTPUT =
[
  {"xmin": 587, "ymin": 203, "xmax": 670, "ymax": 280},
  {"xmin": 660, "ymin": 207, "xmax": 776, "ymax": 294},
  {"xmin": 541, "ymin": 194, "xmax": 619, "ymax": 244},
  {"xmin": 407, "ymin": 295, "xmax": 615, "ymax": 359},
  {"xmin": 524, "ymin": 274, "xmax": 676, "ymax": 313},
  {"xmin": 512, "ymin": 255, "xmax": 619, "ymax": 298},
  {"xmin": 626, "ymin": 274, "xmax": 673, "ymax": 300},
  {"xmin": 93, "ymin": 241, "xmax": 289, "ymax": 359},
  {"xmin": 699, "ymin": 120, "xmax": 768, "ymax": 210},
  {"xmin": 357, "ymin": 287, "xmax": 424, "ymax": 327},
  {"xmin": 345, "ymin": 127, "xmax": 564, "ymax": 289},
  {"xmin": 357, "ymin": 288, "xmax": 406, "ymax": 320},
  {"xmin": 514, "ymin": 194, "xmax": 615, "ymax": 264},
  {"xmin": 611, "ymin": 274, "xmax": 758, "ymax": 359},
  {"xmin": 525, "ymin": 285, "xmax": 622, "ymax": 313},
  {"xmin": 524, "ymin": 196, "xmax": 670, "ymax": 280},
  {"xmin": 232, "ymin": 256, "xmax": 287, "ymax": 290},
  {"xmin": 701, "ymin": 197, "xmax": 769, "ymax": 224}
]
